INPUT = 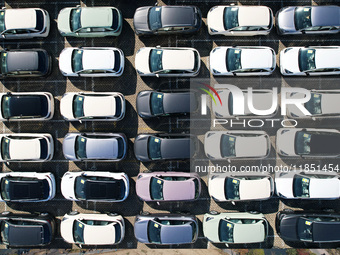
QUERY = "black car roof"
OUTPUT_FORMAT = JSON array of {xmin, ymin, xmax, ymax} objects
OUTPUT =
[
  {"xmin": 4, "ymin": 95, "xmax": 48, "ymax": 118},
  {"xmin": 163, "ymin": 92, "xmax": 198, "ymax": 114},
  {"xmin": 160, "ymin": 137, "xmax": 195, "ymax": 159},
  {"xmin": 310, "ymin": 133, "xmax": 340, "ymax": 155},
  {"xmin": 6, "ymin": 51, "xmax": 39, "ymax": 73},
  {"xmin": 313, "ymin": 221, "xmax": 340, "ymax": 242},
  {"xmin": 161, "ymin": 6, "xmax": 196, "ymax": 27},
  {"xmin": 7, "ymin": 222, "xmax": 44, "ymax": 246},
  {"xmin": 85, "ymin": 179, "xmax": 124, "ymax": 200},
  {"xmin": 7, "ymin": 179, "xmax": 47, "ymax": 200}
]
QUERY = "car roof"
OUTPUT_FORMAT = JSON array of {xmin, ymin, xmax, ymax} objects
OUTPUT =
[
  {"xmin": 162, "ymin": 49, "xmax": 195, "ymax": 71},
  {"xmin": 86, "ymin": 137, "xmax": 119, "ymax": 159},
  {"xmin": 4, "ymin": 95, "xmax": 48, "ymax": 118},
  {"xmin": 82, "ymin": 178, "xmax": 123, "ymax": 200},
  {"xmin": 309, "ymin": 133, "xmax": 340, "ymax": 155},
  {"xmin": 80, "ymin": 7, "xmax": 113, "ymax": 28},
  {"xmin": 315, "ymin": 49, "xmax": 340, "ymax": 70},
  {"xmin": 160, "ymin": 224, "xmax": 193, "ymax": 244},
  {"xmin": 82, "ymin": 50, "xmax": 115, "ymax": 71},
  {"xmin": 240, "ymin": 48, "xmax": 274, "ymax": 70},
  {"xmin": 8, "ymin": 138, "xmax": 42, "ymax": 160},
  {"xmin": 6, "ymin": 178, "xmax": 46, "ymax": 200},
  {"xmin": 313, "ymin": 221, "xmax": 340, "ymax": 242},
  {"xmin": 161, "ymin": 6, "xmax": 196, "ymax": 27},
  {"xmin": 6, "ymin": 221, "xmax": 44, "ymax": 246},
  {"xmin": 163, "ymin": 178, "xmax": 196, "ymax": 200},
  {"xmin": 239, "ymin": 178, "xmax": 271, "ymax": 200},
  {"xmin": 238, "ymin": 6, "xmax": 271, "ymax": 27},
  {"xmin": 160, "ymin": 137, "xmax": 195, "ymax": 159},
  {"xmin": 6, "ymin": 51, "xmax": 39, "ymax": 73},
  {"xmin": 311, "ymin": 6, "xmax": 340, "ymax": 27},
  {"xmin": 233, "ymin": 221, "xmax": 266, "ymax": 243},
  {"xmin": 235, "ymin": 135, "xmax": 268, "ymax": 157},
  {"xmin": 163, "ymin": 92, "xmax": 198, "ymax": 114},
  {"xmin": 83, "ymin": 95, "xmax": 116, "ymax": 117},
  {"xmin": 5, "ymin": 9, "xmax": 37, "ymax": 30}
]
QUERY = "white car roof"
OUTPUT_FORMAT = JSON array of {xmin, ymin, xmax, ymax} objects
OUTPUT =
[
  {"xmin": 241, "ymin": 49, "xmax": 273, "ymax": 70},
  {"xmin": 80, "ymin": 8, "xmax": 113, "ymax": 28},
  {"xmin": 315, "ymin": 49, "xmax": 340, "ymax": 69},
  {"xmin": 309, "ymin": 178, "xmax": 340, "ymax": 198},
  {"xmin": 233, "ymin": 222, "xmax": 265, "ymax": 243},
  {"xmin": 162, "ymin": 49, "xmax": 195, "ymax": 71},
  {"xmin": 9, "ymin": 139, "xmax": 41, "ymax": 160},
  {"xmin": 82, "ymin": 50, "xmax": 115, "ymax": 71},
  {"xmin": 321, "ymin": 94, "xmax": 340, "ymax": 114},
  {"xmin": 83, "ymin": 96, "xmax": 116, "ymax": 117},
  {"xmin": 5, "ymin": 9, "xmax": 37, "ymax": 30},
  {"xmin": 238, "ymin": 6, "xmax": 270, "ymax": 27},
  {"xmin": 239, "ymin": 178, "xmax": 271, "ymax": 200},
  {"xmin": 235, "ymin": 136, "xmax": 267, "ymax": 157},
  {"xmin": 83, "ymin": 224, "xmax": 116, "ymax": 245}
]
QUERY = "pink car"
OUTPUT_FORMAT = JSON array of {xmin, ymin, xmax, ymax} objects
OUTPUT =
[{"xmin": 136, "ymin": 171, "xmax": 201, "ymax": 202}]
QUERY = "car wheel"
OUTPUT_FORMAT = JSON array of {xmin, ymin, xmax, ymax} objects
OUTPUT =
[
  {"xmin": 68, "ymin": 211, "xmax": 79, "ymax": 215},
  {"xmin": 140, "ymin": 211, "xmax": 150, "ymax": 216},
  {"xmin": 108, "ymin": 213, "xmax": 118, "ymax": 216},
  {"xmin": 1, "ymin": 211, "xmax": 11, "ymax": 216},
  {"xmin": 209, "ymin": 211, "xmax": 219, "ymax": 215}
]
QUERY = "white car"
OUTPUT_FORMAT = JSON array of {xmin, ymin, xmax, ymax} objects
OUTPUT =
[
  {"xmin": 276, "ymin": 128, "xmax": 340, "ymax": 158},
  {"xmin": 208, "ymin": 172, "xmax": 274, "ymax": 202},
  {"xmin": 275, "ymin": 170, "xmax": 340, "ymax": 200},
  {"xmin": 61, "ymin": 212, "xmax": 125, "ymax": 245},
  {"xmin": 0, "ymin": 8, "xmax": 50, "ymax": 39},
  {"xmin": 286, "ymin": 90, "xmax": 340, "ymax": 119},
  {"xmin": 60, "ymin": 92, "xmax": 125, "ymax": 121},
  {"xmin": 207, "ymin": 5, "xmax": 273, "ymax": 36},
  {"xmin": 280, "ymin": 46, "xmax": 340, "ymax": 76},
  {"xmin": 0, "ymin": 133, "xmax": 54, "ymax": 162},
  {"xmin": 59, "ymin": 47, "xmax": 124, "ymax": 77},
  {"xmin": 135, "ymin": 46, "xmax": 200, "ymax": 77},
  {"xmin": 0, "ymin": 92, "xmax": 54, "ymax": 121},
  {"xmin": 61, "ymin": 171, "xmax": 129, "ymax": 202},
  {"xmin": 210, "ymin": 46, "xmax": 276, "ymax": 76},
  {"xmin": 0, "ymin": 172, "xmax": 55, "ymax": 202},
  {"xmin": 204, "ymin": 130, "xmax": 270, "ymax": 160},
  {"xmin": 212, "ymin": 88, "xmax": 277, "ymax": 118}
]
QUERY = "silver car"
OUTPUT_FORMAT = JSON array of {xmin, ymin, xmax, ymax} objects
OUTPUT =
[
  {"xmin": 0, "ymin": 8, "xmax": 50, "ymax": 39},
  {"xmin": 63, "ymin": 133, "xmax": 127, "ymax": 161},
  {"xmin": 204, "ymin": 130, "xmax": 270, "ymax": 161}
]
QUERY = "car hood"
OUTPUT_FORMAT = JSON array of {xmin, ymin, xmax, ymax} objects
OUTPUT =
[
  {"xmin": 276, "ymin": 129, "xmax": 297, "ymax": 156},
  {"xmin": 136, "ymin": 176, "xmax": 152, "ymax": 200},
  {"xmin": 210, "ymin": 48, "xmax": 228, "ymax": 73},
  {"xmin": 279, "ymin": 216, "xmax": 299, "ymax": 241},
  {"xmin": 135, "ymin": 48, "xmax": 151, "ymax": 74},
  {"xmin": 163, "ymin": 93, "xmax": 195, "ymax": 114},
  {"xmin": 275, "ymin": 177, "xmax": 294, "ymax": 198},
  {"xmin": 61, "ymin": 173, "xmax": 76, "ymax": 199},
  {"xmin": 277, "ymin": 7, "xmax": 296, "ymax": 32},
  {"xmin": 60, "ymin": 93, "xmax": 75, "ymax": 119},
  {"xmin": 134, "ymin": 135, "xmax": 149, "ymax": 161},
  {"xmin": 208, "ymin": 176, "xmax": 226, "ymax": 201},
  {"xmin": 57, "ymin": 8, "xmax": 72, "ymax": 34},
  {"xmin": 161, "ymin": 138, "xmax": 193, "ymax": 159},
  {"xmin": 280, "ymin": 48, "xmax": 300, "ymax": 74},
  {"xmin": 133, "ymin": 7, "xmax": 151, "ymax": 32},
  {"xmin": 163, "ymin": 180, "xmax": 195, "ymax": 200},
  {"xmin": 203, "ymin": 216, "xmax": 220, "ymax": 242},
  {"xmin": 134, "ymin": 219, "xmax": 149, "ymax": 243},
  {"xmin": 204, "ymin": 132, "xmax": 222, "ymax": 159},
  {"xmin": 161, "ymin": 225, "xmax": 193, "ymax": 244},
  {"xmin": 136, "ymin": 91, "xmax": 152, "ymax": 117},
  {"xmin": 63, "ymin": 134, "xmax": 77, "ymax": 160},
  {"xmin": 286, "ymin": 92, "xmax": 310, "ymax": 117},
  {"xmin": 59, "ymin": 48, "xmax": 74, "ymax": 75},
  {"xmin": 207, "ymin": 6, "xmax": 225, "ymax": 32}
]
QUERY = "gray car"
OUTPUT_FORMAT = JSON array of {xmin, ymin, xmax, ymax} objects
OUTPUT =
[
  {"xmin": 276, "ymin": 6, "xmax": 340, "ymax": 35},
  {"xmin": 133, "ymin": 5, "xmax": 201, "ymax": 35},
  {"xmin": 0, "ymin": 49, "xmax": 51, "ymax": 78},
  {"xmin": 63, "ymin": 133, "xmax": 127, "ymax": 161},
  {"xmin": 134, "ymin": 213, "xmax": 198, "ymax": 245},
  {"xmin": 134, "ymin": 133, "xmax": 197, "ymax": 162},
  {"xmin": 136, "ymin": 90, "xmax": 198, "ymax": 118}
]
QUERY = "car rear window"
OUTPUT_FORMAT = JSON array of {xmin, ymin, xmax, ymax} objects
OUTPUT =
[
  {"xmin": 111, "ymin": 9, "xmax": 119, "ymax": 30},
  {"xmin": 39, "ymin": 138, "xmax": 48, "ymax": 160},
  {"xmin": 35, "ymin": 10, "xmax": 44, "ymax": 31},
  {"xmin": 114, "ymin": 96, "xmax": 122, "ymax": 117},
  {"xmin": 113, "ymin": 50, "xmax": 121, "ymax": 72},
  {"xmin": 114, "ymin": 223, "xmax": 121, "ymax": 243},
  {"xmin": 116, "ymin": 137, "xmax": 125, "ymax": 159}
]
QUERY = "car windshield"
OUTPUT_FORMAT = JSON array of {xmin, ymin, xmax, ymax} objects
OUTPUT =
[
  {"xmin": 226, "ymin": 48, "xmax": 242, "ymax": 72},
  {"xmin": 150, "ymin": 92, "xmax": 164, "ymax": 116},
  {"xmin": 0, "ymin": 52, "xmax": 7, "ymax": 75},
  {"xmin": 0, "ymin": 221, "xmax": 9, "ymax": 244},
  {"xmin": 148, "ymin": 7, "xmax": 162, "ymax": 30},
  {"xmin": 147, "ymin": 136, "xmax": 162, "ymax": 160},
  {"xmin": 305, "ymin": 93, "xmax": 322, "ymax": 115},
  {"xmin": 295, "ymin": 131, "xmax": 311, "ymax": 155},
  {"xmin": 149, "ymin": 49, "xmax": 163, "ymax": 73},
  {"xmin": 0, "ymin": 10, "xmax": 5, "ymax": 33},
  {"xmin": 74, "ymin": 176, "xmax": 87, "ymax": 200},
  {"xmin": 224, "ymin": 7, "xmax": 239, "ymax": 30},
  {"xmin": 75, "ymin": 136, "xmax": 87, "ymax": 159},
  {"xmin": 0, "ymin": 137, "xmax": 10, "ymax": 160},
  {"xmin": 73, "ymin": 220, "xmax": 85, "ymax": 244},
  {"xmin": 73, "ymin": 95, "xmax": 85, "ymax": 118},
  {"xmin": 298, "ymin": 48, "xmax": 316, "ymax": 72},
  {"xmin": 1, "ymin": 95, "xmax": 11, "ymax": 119},
  {"xmin": 294, "ymin": 7, "xmax": 312, "ymax": 31},
  {"xmin": 225, "ymin": 178, "xmax": 240, "ymax": 200},
  {"xmin": 70, "ymin": 8, "xmax": 82, "ymax": 31},
  {"xmin": 0, "ymin": 178, "xmax": 10, "ymax": 201},
  {"xmin": 72, "ymin": 49, "xmax": 84, "ymax": 73},
  {"xmin": 219, "ymin": 219, "xmax": 234, "ymax": 243},
  {"xmin": 293, "ymin": 175, "xmax": 310, "ymax": 198},
  {"xmin": 297, "ymin": 218, "xmax": 313, "ymax": 242},
  {"xmin": 220, "ymin": 134, "xmax": 236, "ymax": 158},
  {"xmin": 148, "ymin": 220, "xmax": 162, "ymax": 244},
  {"xmin": 150, "ymin": 177, "xmax": 164, "ymax": 200}
]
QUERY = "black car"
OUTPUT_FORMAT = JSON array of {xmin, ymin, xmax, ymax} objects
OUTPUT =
[
  {"xmin": 136, "ymin": 90, "xmax": 198, "ymax": 118},
  {"xmin": 133, "ymin": 5, "xmax": 201, "ymax": 35},
  {"xmin": 0, "ymin": 49, "xmax": 51, "ymax": 78},
  {"xmin": 276, "ymin": 210, "xmax": 340, "ymax": 245},
  {"xmin": 0, "ymin": 212, "xmax": 56, "ymax": 247},
  {"xmin": 134, "ymin": 133, "xmax": 197, "ymax": 162},
  {"xmin": 0, "ymin": 92, "xmax": 54, "ymax": 121}
]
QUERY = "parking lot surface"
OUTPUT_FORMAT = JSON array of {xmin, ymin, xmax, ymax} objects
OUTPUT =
[{"xmin": 0, "ymin": 0, "xmax": 339, "ymax": 251}]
